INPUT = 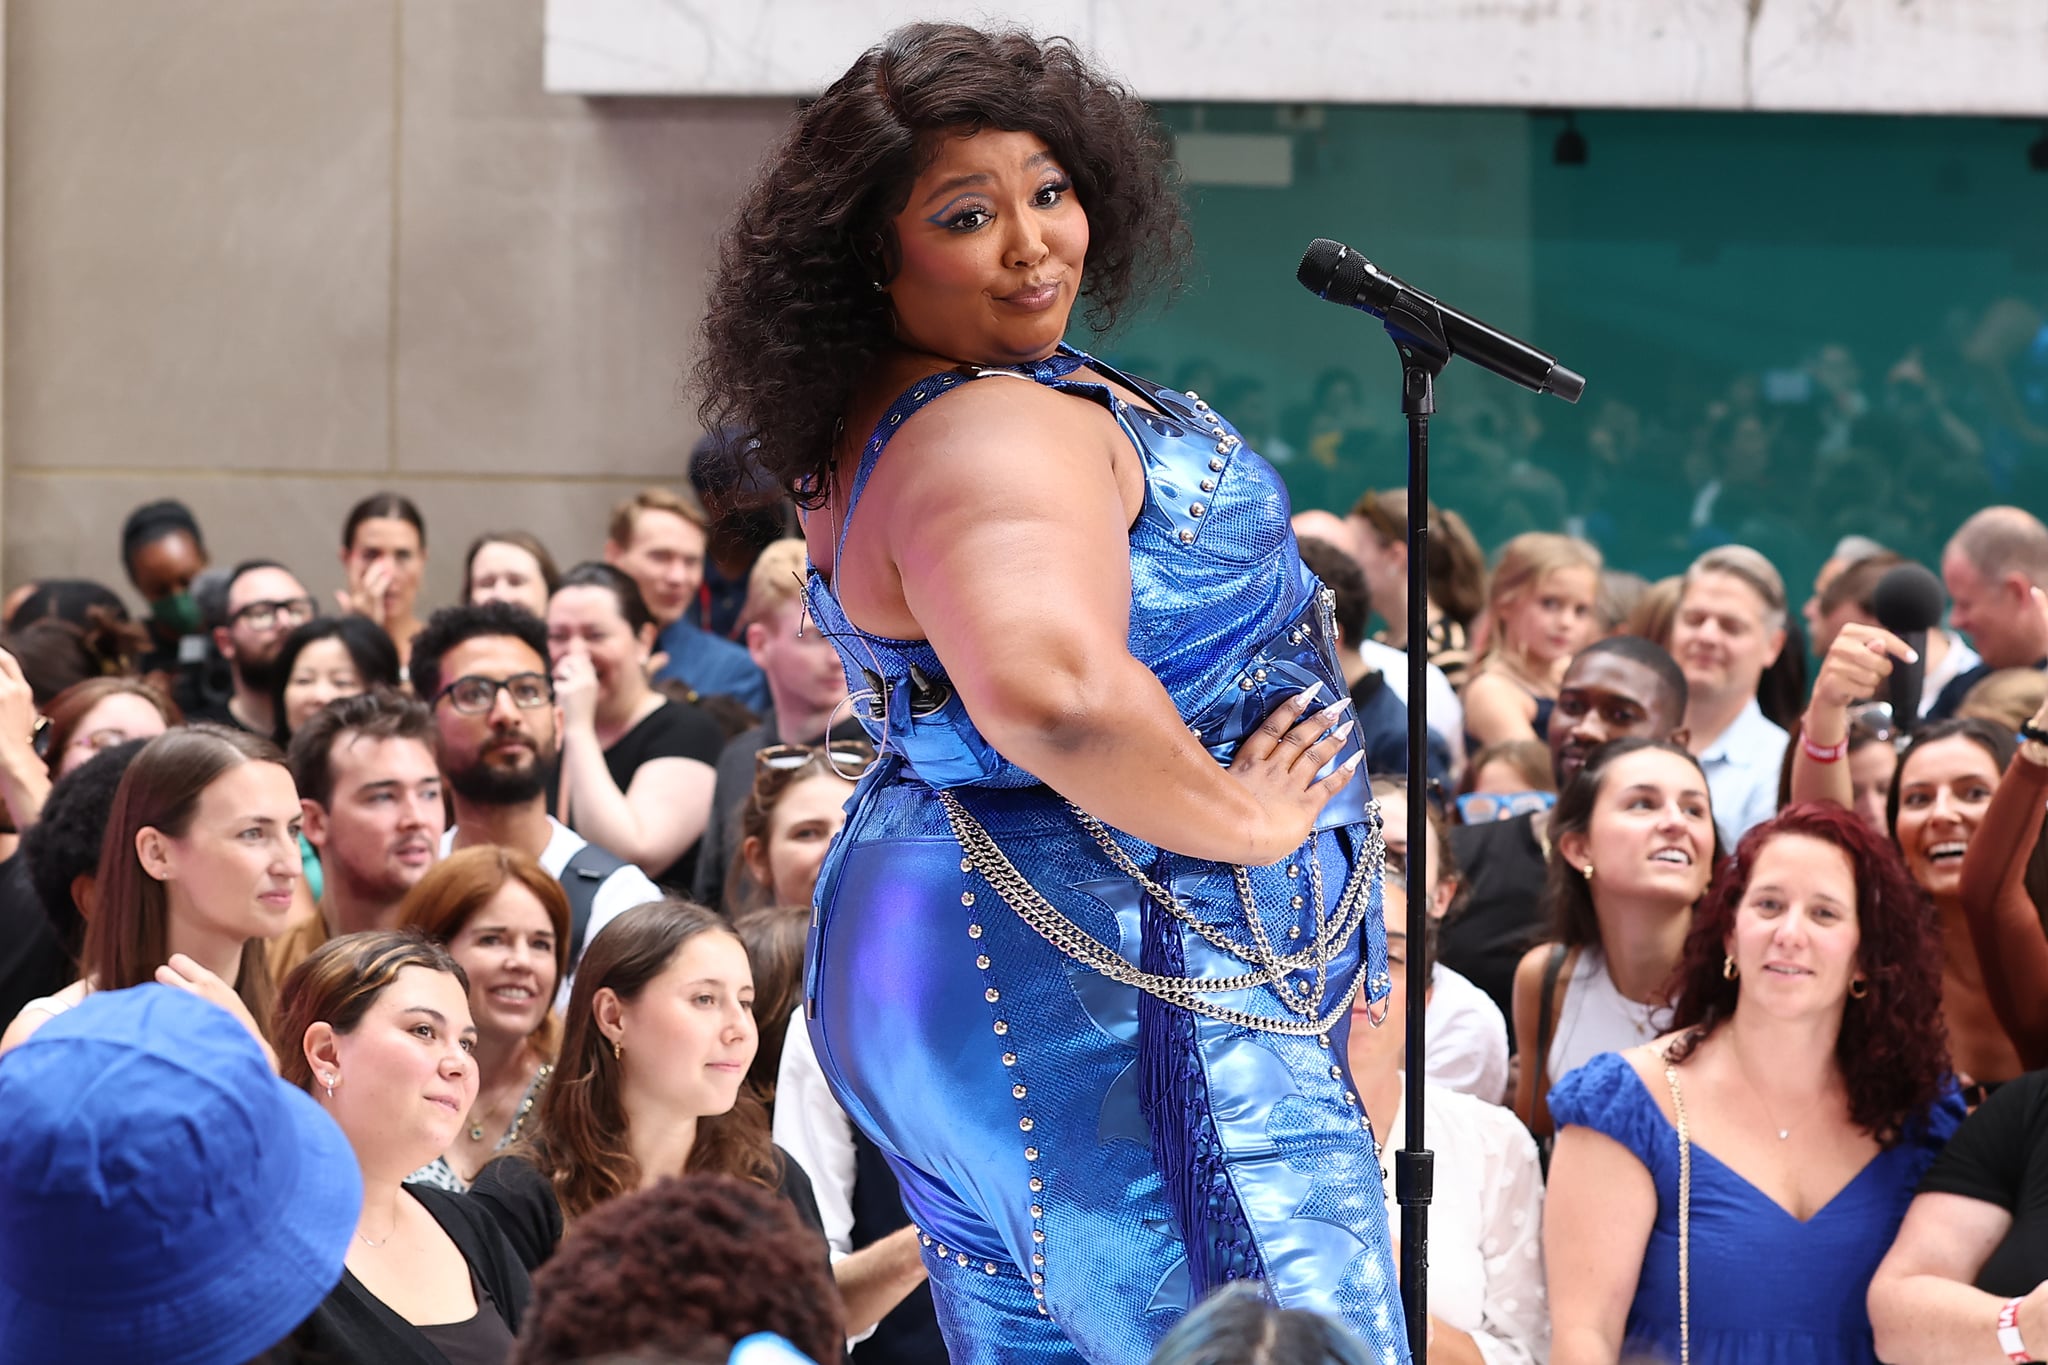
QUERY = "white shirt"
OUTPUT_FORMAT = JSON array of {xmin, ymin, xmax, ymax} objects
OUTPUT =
[
  {"xmin": 1358, "ymin": 637, "xmax": 1467, "ymax": 775},
  {"xmin": 1922, "ymin": 630, "xmax": 1982, "ymax": 717},
  {"xmin": 1695, "ymin": 697, "xmax": 1788, "ymax": 847},
  {"xmin": 774, "ymin": 1006, "xmax": 881, "ymax": 1346},
  {"xmin": 1546, "ymin": 947, "xmax": 1670, "ymax": 1085},
  {"xmin": 1379, "ymin": 1078, "xmax": 1549, "ymax": 1364},
  {"xmin": 439, "ymin": 819, "xmax": 664, "ymax": 1009},
  {"xmin": 1425, "ymin": 965, "xmax": 1511, "ymax": 1105}
]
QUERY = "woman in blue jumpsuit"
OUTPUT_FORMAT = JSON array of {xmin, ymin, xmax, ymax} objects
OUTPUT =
[{"xmin": 697, "ymin": 23, "xmax": 1406, "ymax": 1364}]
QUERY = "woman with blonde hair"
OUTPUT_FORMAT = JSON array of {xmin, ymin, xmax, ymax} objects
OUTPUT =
[
  {"xmin": 1, "ymin": 724, "xmax": 299, "ymax": 1056},
  {"xmin": 1464, "ymin": 532, "xmax": 1603, "ymax": 751},
  {"xmin": 400, "ymin": 845, "xmax": 571, "ymax": 1190}
]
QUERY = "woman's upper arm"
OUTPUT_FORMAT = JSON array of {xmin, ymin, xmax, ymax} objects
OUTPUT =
[
  {"xmin": 1464, "ymin": 672, "xmax": 1537, "ymax": 746},
  {"xmin": 1545, "ymin": 1123, "xmax": 1656, "ymax": 1358},
  {"xmin": 879, "ymin": 384, "xmax": 1140, "ymax": 730},
  {"xmin": 1873, "ymin": 1191, "xmax": 2013, "ymax": 1285}
]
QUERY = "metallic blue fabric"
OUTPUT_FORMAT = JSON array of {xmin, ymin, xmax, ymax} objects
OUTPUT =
[{"xmin": 803, "ymin": 348, "xmax": 1408, "ymax": 1364}]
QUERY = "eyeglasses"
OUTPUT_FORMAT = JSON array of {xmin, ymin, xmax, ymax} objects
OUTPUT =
[
  {"xmin": 434, "ymin": 673, "xmax": 554, "ymax": 715},
  {"xmin": 229, "ymin": 598, "xmax": 318, "ymax": 632},
  {"xmin": 1454, "ymin": 789, "xmax": 1558, "ymax": 825},
  {"xmin": 755, "ymin": 742, "xmax": 877, "ymax": 782},
  {"xmin": 68, "ymin": 728, "xmax": 146, "ymax": 756}
]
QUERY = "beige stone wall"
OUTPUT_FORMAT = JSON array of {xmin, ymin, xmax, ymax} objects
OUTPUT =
[{"xmin": 1, "ymin": 0, "xmax": 791, "ymax": 610}]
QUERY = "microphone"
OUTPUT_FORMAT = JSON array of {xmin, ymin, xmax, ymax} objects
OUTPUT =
[
  {"xmin": 1297, "ymin": 239, "xmax": 1586, "ymax": 403},
  {"xmin": 1873, "ymin": 563, "xmax": 1945, "ymax": 726}
]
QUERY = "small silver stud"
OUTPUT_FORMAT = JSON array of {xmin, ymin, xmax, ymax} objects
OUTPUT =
[
  {"xmin": 1330, "ymin": 1065, "xmax": 1343, "ymax": 1079},
  {"xmin": 1189, "ymin": 503, "xmax": 1206, "ymax": 518},
  {"xmin": 1025, "ymin": 1146, "xmax": 1039, "ymax": 1160},
  {"xmin": 1253, "ymin": 668, "xmax": 1268, "ymax": 682},
  {"xmin": 1013, "ymin": 1084, "xmax": 1028, "ymax": 1099},
  {"xmin": 1033, "ymin": 1230, "xmax": 1046, "ymax": 1243},
  {"xmin": 1030, "ymin": 1204, "xmax": 1043, "ymax": 1218},
  {"xmin": 1286, "ymin": 864, "xmax": 1300, "ymax": 878},
  {"xmin": 1193, "ymin": 398, "xmax": 1209, "ymax": 411},
  {"xmin": 1019, "ymin": 1116, "xmax": 1034, "ymax": 1131},
  {"xmin": 969, "ymin": 924, "xmax": 983, "ymax": 939},
  {"xmin": 1288, "ymin": 925, "xmax": 1302, "ymax": 940},
  {"xmin": 960, "ymin": 858, "xmax": 973, "ymax": 872},
  {"xmin": 993, "ymin": 1020, "xmax": 1008, "ymax": 1035},
  {"xmin": 1290, "ymin": 895, "xmax": 1305, "ymax": 909},
  {"xmin": 1209, "ymin": 457, "xmax": 1226, "ymax": 471},
  {"xmin": 1178, "ymin": 528, "xmax": 1195, "ymax": 544},
  {"xmin": 1200, "ymin": 479, "xmax": 1215, "ymax": 493},
  {"xmin": 1029, "ymin": 1177, "xmax": 1043, "ymax": 1192},
  {"xmin": 937, "ymin": 1244, "xmax": 948, "ymax": 1258},
  {"xmin": 1318, "ymin": 1034, "xmax": 1331, "ymax": 1048},
  {"xmin": 985, "ymin": 1262, "xmax": 998, "ymax": 1274},
  {"xmin": 976, "ymin": 955, "xmax": 991, "ymax": 970},
  {"xmin": 1003, "ymin": 1052, "xmax": 1018, "ymax": 1066},
  {"xmin": 1033, "ymin": 1251, "xmax": 1045, "ymax": 1266},
  {"xmin": 1033, "ymin": 1272, "xmax": 1045, "ymax": 1285},
  {"xmin": 962, "ymin": 892, "xmax": 976, "ymax": 907},
  {"xmin": 921, "ymin": 1234, "xmax": 932, "ymax": 1246},
  {"xmin": 1185, "ymin": 390, "xmax": 1201, "ymax": 401},
  {"xmin": 1344, "ymin": 1090, "xmax": 1356, "ymax": 1105},
  {"xmin": 1215, "ymin": 440, "xmax": 1230, "ymax": 454},
  {"xmin": 1239, "ymin": 678, "xmax": 1255, "ymax": 691},
  {"xmin": 986, "ymin": 988, "xmax": 1000, "ymax": 1003},
  {"xmin": 957, "ymin": 1252, "xmax": 969, "ymax": 1267}
]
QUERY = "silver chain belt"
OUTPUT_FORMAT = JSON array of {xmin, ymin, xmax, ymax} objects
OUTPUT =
[{"xmin": 936, "ymin": 791, "xmax": 1382, "ymax": 1037}]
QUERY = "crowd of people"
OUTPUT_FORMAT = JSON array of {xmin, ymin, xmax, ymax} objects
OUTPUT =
[
  {"xmin": 3, "ymin": 456, "xmax": 2047, "ymax": 1365},
  {"xmin": 4, "ymin": 15, "xmax": 2048, "ymax": 1365}
]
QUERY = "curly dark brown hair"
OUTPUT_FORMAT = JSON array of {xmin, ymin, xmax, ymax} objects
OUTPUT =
[
  {"xmin": 695, "ymin": 21, "xmax": 1188, "ymax": 505},
  {"xmin": 1665, "ymin": 801, "xmax": 1950, "ymax": 1147},
  {"xmin": 509, "ymin": 1174, "xmax": 843, "ymax": 1365}
]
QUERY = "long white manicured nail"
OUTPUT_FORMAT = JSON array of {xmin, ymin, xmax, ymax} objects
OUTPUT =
[{"xmin": 1294, "ymin": 681, "xmax": 1325, "ymax": 709}]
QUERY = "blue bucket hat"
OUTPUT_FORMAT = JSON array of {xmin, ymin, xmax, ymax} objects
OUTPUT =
[{"xmin": 0, "ymin": 984, "xmax": 363, "ymax": 1365}]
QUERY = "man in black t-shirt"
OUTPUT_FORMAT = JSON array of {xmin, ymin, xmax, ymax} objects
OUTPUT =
[
  {"xmin": 1441, "ymin": 635, "xmax": 1690, "ymax": 1039},
  {"xmin": 187, "ymin": 560, "xmax": 317, "ymax": 736}
]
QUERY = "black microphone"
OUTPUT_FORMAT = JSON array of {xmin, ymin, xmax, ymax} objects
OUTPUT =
[
  {"xmin": 1873, "ymin": 563, "xmax": 1945, "ymax": 727},
  {"xmin": 1297, "ymin": 238, "xmax": 1586, "ymax": 403}
]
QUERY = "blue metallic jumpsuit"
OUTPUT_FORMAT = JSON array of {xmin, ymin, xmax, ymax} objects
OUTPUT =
[{"xmin": 803, "ymin": 347, "xmax": 1408, "ymax": 1364}]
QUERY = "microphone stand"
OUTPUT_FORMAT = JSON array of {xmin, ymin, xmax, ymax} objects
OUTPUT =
[{"xmin": 1385, "ymin": 294, "xmax": 1449, "ymax": 1363}]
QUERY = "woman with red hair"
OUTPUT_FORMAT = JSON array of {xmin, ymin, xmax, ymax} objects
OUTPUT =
[{"xmin": 1546, "ymin": 802, "xmax": 1961, "ymax": 1364}]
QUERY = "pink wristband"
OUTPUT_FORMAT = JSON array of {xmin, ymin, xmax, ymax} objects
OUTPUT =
[
  {"xmin": 1998, "ymin": 1295, "xmax": 2028, "ymax": 1362},
  {"xmin": 1800, "ymin": 732, "xmax": 1848, "ymax": 763}
]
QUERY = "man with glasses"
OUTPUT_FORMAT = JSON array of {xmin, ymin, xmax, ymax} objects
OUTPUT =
[
  {"xmin": 190, "ymin": 560, "xmax": 318, "ymax": 736},
  {"xmin": 410, "ymin": 602, "xmax": 660, "ymax": 1000},
  {"xmin": 1440, "ymin": 635, "xmax": 1690, "ymax": 1040}
]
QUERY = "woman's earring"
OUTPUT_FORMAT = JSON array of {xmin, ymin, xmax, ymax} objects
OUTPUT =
[
  {"xmin": 1579, "ymin": 864, "xmax": 1594, "ymax": 881},
  {"xmin": 1848, "ymin": 977, "xmax": 1869, "ymax": 1000},
  {"xmin": 1722, "ymin": 955, "xmax": 1739, "ymax": 981},
  {"xmin": 611, "ymin": 1040, "xmax": 623, "ymax": 1061},
  {"xmin": 871, "ymin": 279, "xmax": 887, "ymax": 293},
  {"xmin": 323, "ymin": 1074, "xmax": 336, "ymax": 1100}
]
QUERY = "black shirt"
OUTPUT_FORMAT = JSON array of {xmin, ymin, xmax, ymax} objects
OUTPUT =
[
  {"xmin": 601, "ymin": 699, "xmax": 726, "ymax": 891},
  {"xmin": 0, "ymin": 854, "xmax": 72, "ymax": 1026},
  {"xmin": 280, "ymin": 1184, "xmax": 529, "ymax": 1365},
  {"xmin": 1919, "ymin": 1067, "xmax": 2048, "ymax": 1296},
  {"xmin": 468, "ymin": 1143, "xmax": 827, "ymax": 1274},
  {"xmin": 1440, "ymin": 812, "xmax": 1550, "ymax": 1044}
]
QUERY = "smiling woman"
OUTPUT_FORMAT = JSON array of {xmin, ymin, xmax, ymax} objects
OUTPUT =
[
  {"xmin": 0, "ymin": 724, "xmax": 298, "ymax": 1058},
  {"xmin": 1545, "ymin": 803, "xmax": 1958, "ymax": 1365},
  {"xmin": 697, "ymin": 21, "xmax": 1402, "ymax": 1363}
]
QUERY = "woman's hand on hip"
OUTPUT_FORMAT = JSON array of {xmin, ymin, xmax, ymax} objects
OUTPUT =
[{"xmin": 1228, "ymin": 684, "xmax": 1361, "ymax": 865}]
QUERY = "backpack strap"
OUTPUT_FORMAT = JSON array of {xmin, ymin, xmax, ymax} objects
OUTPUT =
[{"xmin": 559, "ymin": 841, "xmax": 632, "ymax": 965}]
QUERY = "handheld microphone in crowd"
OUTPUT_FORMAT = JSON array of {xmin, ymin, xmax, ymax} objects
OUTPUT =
[
  {"xmin": 1296, "ymin": 239, "xmax": 1587, "ymax": 403},
  {"xmin": 1873, "ymin": 562, "xmax": 1945, "ymax": 726}
]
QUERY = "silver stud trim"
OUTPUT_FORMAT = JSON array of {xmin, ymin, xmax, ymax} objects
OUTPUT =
[
  {"xmin": 993, "ymin": 1020, "xmax": 1008, "ymax": 1035},
  {"xmin": 1013, "ymin": 1083, "xmax": 1028, "ymax": 1099},
  {"xmin": 1003, "ymin": 1052, "xmax": 1018, "ymax": 1066},
  {"xmin": 968, "ymin": 924, "xmax": 983, "ymax": 938},
  {"xmin": 1178, "ymin": 528, "xmax": 1196, "ymax": 544},
  {"xmin": 976, "ymin": 955, "xmax": 991, "ymax": 970},
  {"xmin": 962, "ymin": 892, "xmax": 976, "ymax": 907},
  {"xmin": 1200, "ymin": 479, "xmax": 1216, "ymax": 493},
  {"xmin": 985, "ymin": 988, "xmax": 1001, "ymax": 1003},
  {"xmin": 1019, "ymin": 1116, "xmax": 1034, "ymax": 1131},
  {"xmin": 1189, "ymin": 503, "xmax": 1206, "ymax": 518},
  {"xmin": 1025, "ymin": 1145, "xmax": 1039, "ymax": 1160},
  {"xmin": 1209, "ymin": 457, "xmax": 1226, "ymax": 471}
]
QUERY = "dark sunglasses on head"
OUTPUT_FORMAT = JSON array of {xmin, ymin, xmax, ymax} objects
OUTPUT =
[{"xmin": 434, "ymin": 672, "xmax": 554, "ymax": 715}]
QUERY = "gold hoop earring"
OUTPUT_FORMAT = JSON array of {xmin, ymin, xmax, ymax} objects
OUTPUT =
[
  {"xmin": 1848, "ymin": 977, "xmax": 1869, "ymax": 1000},
  {"xmin": 1722, "ymin": 955, "xmax": 1739, "ymax": 981}
]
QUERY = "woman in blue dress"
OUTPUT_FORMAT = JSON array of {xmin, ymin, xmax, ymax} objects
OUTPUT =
[
  {"xmin": 1546, "ymin": 801, "xmax": 1962, "ymax": 1364},
  {"xmin": 696, "ymin": 21, "xmax": 1406, "ymax": 1365}
]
